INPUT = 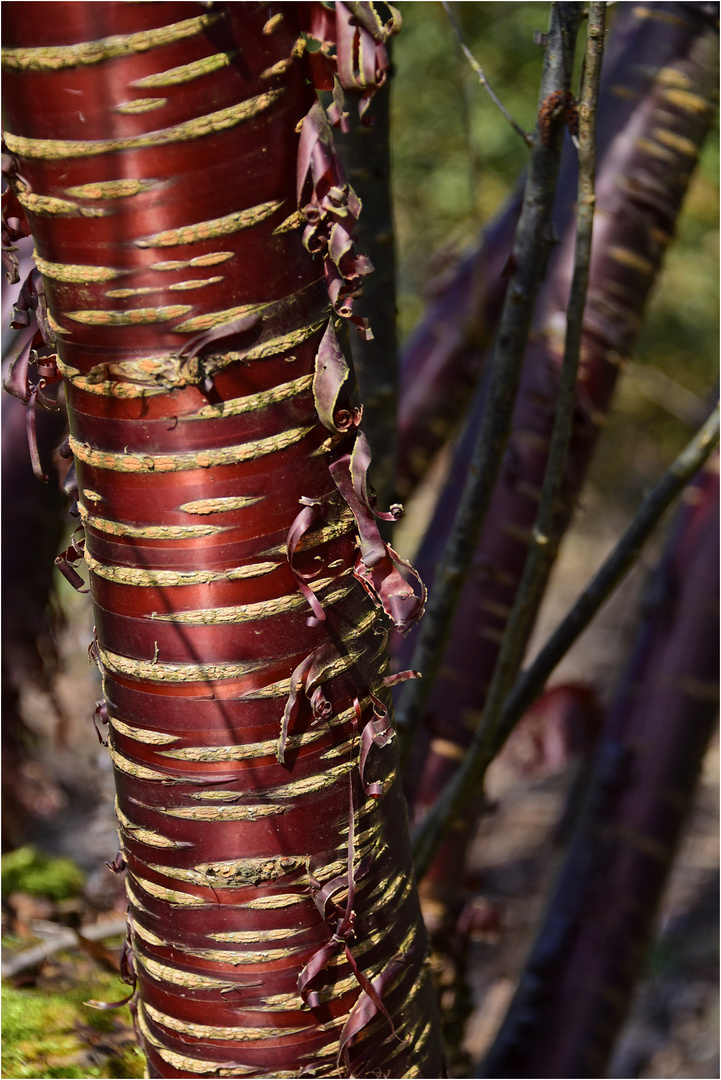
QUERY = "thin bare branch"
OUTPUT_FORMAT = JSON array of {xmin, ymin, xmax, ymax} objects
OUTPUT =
[
  {"xmin": 411, "ymin": 402, "xmax": 720, "ymax": 878},
  {"xmin": 453, "ymin": 0, "xmax": 605, "ymax": 783},
  {"xmin": 411, "ymin": 0, "xmax": 606, "ymax": 877},
  {"xmin": 441, "ymin": 0, "xmax": 533, "ymax": 147},
  {"xmin": 396, "ymin": 2, "xmax": 584, "ymax": 762}
]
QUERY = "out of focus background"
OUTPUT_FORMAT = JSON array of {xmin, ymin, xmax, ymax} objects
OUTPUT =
[{"xmin": 2, "ymin": 4, "xmax": 718, "ymax": 1077}]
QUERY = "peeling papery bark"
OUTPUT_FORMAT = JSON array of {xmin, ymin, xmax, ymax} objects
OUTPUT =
[
  {"xmin": 397, "ymin": 0, "xmax": 719, "ymax": 923},
  {"xmin": 306, "ymin": 3, "xmax": 400, "ymax": 516},
  {"xmin": 1, "ymin": 5, "xmax": 444, "ymax": 1077}
]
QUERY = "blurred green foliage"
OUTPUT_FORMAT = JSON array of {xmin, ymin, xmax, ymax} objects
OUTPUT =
[
  {"xmin": 391, "ymin": 3, "xmax": 552, "ymax": 334},
  {"xmin": 2, "ymin": 847, "xmax": 85, "ymax": 902}
]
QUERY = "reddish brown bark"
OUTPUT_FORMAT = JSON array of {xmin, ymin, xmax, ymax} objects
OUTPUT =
[{"xmin": 2, "ymin": 5, "xmax": 444, "ymax": 1076}]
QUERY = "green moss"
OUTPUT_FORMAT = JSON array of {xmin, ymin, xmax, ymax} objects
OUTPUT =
[
  {"xmin": 1, "ymin": 974, "xmax": 144, "ymax": 1080},
  {"xmin": 1, "ymin": 847, "xmax": 85, "ymax": 902}
]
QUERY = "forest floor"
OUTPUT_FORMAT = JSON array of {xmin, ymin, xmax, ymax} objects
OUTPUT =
[{"xmin": 2, "ymin": 454, "xmax": 718, "ymax": 1080}]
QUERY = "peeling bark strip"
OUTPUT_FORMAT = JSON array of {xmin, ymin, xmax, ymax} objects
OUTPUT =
[{"xmin": 2, "ymin": 5, "xmax": 444, "ymax": 1078}]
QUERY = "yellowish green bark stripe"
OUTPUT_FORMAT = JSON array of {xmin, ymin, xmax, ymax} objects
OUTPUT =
[
  {"xmin": 98, "ymin": 646, "xmax": 286, "ymax": 682},
  {"xmin": 3, "ymin": 90, "xmax": 284, "ymax": 159},
  {"xmin": 143, "ymin": 1002, "xmax": 311, "ymax": 1042},
  {"xmin": 1, "ymin": 13, "xmax": 221, "ymax": 70},
  {"xmin": 65, "ymin": 305, "xmax": 191, "ymax": 325},
  {"xmin": 136, "ymin": 199, "xmax": 283, "ymax": 247},
  {"xmin": 115, "ymin": 97, "xmax": 166, "ymax": 114},
  {"xmin": 85, "ymin": 552, "xmax": 278, "ymax": 587},
  {"xmin": 65, "ymin": 178, "xmax": 161, "ymax": 199},
  {"xmin": 131, "ymin": 52, "xmax": 235, "ymax": 88},
  {"xmin": 148, "ymin": 575, "xmax": 353, "ymax": 624},
  {"xmin": 188, "ymin": 372, "xmax": 313, "ymax": 419},
  {"xmin": 69, "ymin": 424, "xmax": 315, "ymax": 472},
  {"xmin": 179, "ymin": 495, "xmax": 263, "ymax": 514},
  {"xmin": 34, "ymin": 253, "xmax": 123, "ymax": 282},
  {"xmin": 78, "ymin": 506, "xmax": 229, "ymax": 539}
]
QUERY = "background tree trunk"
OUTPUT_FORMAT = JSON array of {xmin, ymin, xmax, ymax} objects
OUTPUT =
[
  {"xmin": 481, "ymin": 453, "xmax": 720, "ymax": 1078},
  {"xmin": 398, "ymin": 0, "xmax": 719, "ymax": 917}
]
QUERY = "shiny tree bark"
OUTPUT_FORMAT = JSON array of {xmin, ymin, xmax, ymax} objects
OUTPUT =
[{"xmin": 1, "ymin": 5, "xmax": 444, "ymax": 1077}]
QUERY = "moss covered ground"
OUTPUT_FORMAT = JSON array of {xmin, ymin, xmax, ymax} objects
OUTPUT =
[
  {"xmin": 2, "ymin": 848, "xmax": 142, "ymax": 1079},
  {"xmin": 1, "ymin": 965, "xmax": 143, "ymax": 1079}
]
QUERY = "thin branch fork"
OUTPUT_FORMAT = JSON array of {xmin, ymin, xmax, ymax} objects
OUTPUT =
[
  {"xmin": 411, "ymin": 0, "xmax": 607, "ymax": 878},
  {"xmin": 411, "ymin": 403, "xmax": 720, "ymax": 877},
  {"xmin": 396, "ymin": 2, "xmax": 584, "ymax": 762},
  {"xmin": 452, "ymin": 0, "xmax": 606, "ymax": 793}
]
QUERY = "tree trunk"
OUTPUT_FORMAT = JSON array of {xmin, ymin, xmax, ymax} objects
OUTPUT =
[{"xmin": 1, "ymin": 4, "xmax": 444, "ymax": 1077}]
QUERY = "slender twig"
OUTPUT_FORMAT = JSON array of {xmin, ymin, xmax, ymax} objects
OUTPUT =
[
  {"xmin": 442, "ymin": 0, "xmax": 533, "ymax": 147},
  {"xmin": 1, "ymin": 916, "xmax": 128, "ymax": 979},
  {"xmin": 450, "ymin": 7, "xmax": 483, "ymax": 231},
  {"xmin": 396, "ymin": 3, "xmax": 584, "ymax": 762},
  {"xmin": 411, "ymin": 403, "xmax": 720, "ymax": 877},
  {"xmin": 411, "ymin": 1, "xmax": 605, "ymax": 859},
  {"xmin": 464, "ymin": 0, "xmax": 605, "ymax": 767},
  {"xmin": 411, "ymin": 0, "xmax": 606, "ymax": 876}
]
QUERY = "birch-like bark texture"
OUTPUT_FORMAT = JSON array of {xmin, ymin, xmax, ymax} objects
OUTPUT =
[{"xmin": 1, "ymin": 5, "xmax": 444, "ymax": 1077}]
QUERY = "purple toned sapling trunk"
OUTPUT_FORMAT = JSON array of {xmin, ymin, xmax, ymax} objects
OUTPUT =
[
  {"xmin": 482, "ymin": 452, "xmax": 720, "ymax": 1078},
  {"xmin": 397, "ymin": 1, "xmax": 719, "ymax": 929}
]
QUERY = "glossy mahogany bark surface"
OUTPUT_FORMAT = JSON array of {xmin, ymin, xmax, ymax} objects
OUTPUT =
[{"xmin": 2, "ymin": 5, "xmax": 444, "ymax": 1076}]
